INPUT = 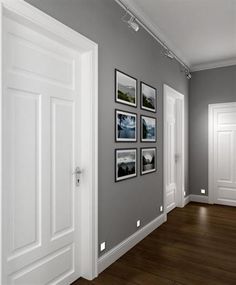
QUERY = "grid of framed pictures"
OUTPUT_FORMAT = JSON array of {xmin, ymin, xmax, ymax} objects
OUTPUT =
[{"xmin": 114, "ymin": 69, "xmax": 157, "ymax": 182}]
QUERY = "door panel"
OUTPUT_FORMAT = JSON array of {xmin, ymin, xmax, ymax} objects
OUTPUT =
[
  {"xmin": 212, "ymin": 104, "xmax": 236, "ymax": 206},
  {"xmin": 166, "ymin": 95, "xmax": 177, "ymax": 213},
  {"xmin": 3, "ymin": 14, "xmax": 80, "ymax": 284}
]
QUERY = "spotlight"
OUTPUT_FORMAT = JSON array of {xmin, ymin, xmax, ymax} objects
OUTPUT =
[
  {"xmin": 186, "ymin": 72, "xmax": 192, "ymax": 79},
  {"xmin": 122, "ymin": 10, "xmax": 139, "ymax": 32},
  {"xmin": 127, "ymin": 16, "xmax": 139, "ymax": 32},
  {"xmin": 164, "ymin": 49, "xmax": 174, "ymax": 59}
]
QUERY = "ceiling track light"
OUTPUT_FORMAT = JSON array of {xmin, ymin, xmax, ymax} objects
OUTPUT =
[
  {"xmin": 116, "ymin": 0, "xmax": 191, "ymax": 76},
  {"xmin": 164, "ymin": 49, "xmax": 174, "ymax": 59},
  {"xmin": 182, "ymin": 68, "xmax": 192, "ymax": 79},
  {"xmin": 122, "ymin": 10, "xmax": 139, "ymax": 32}
]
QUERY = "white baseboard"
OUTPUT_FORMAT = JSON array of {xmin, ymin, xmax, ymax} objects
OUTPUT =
[
  {"xmin": 98, "ymin": 213, "xmax": 167, "ymax": 274},
  {"xmin": 190, "ymin": 194, "xmax": 209, "ymax": 204},
  {"xmin": 183, "ymin": 195, "xmax": 190, "ymax": 206}
]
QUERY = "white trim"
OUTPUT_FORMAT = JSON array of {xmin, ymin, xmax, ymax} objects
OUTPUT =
[
  {"xmin": 163, "ymin": 84, "xmax": 185, "ymax": 214},
  {"xmin": 183, "ymin": 195, "xmax": 190, "ymax": 207},
  {"xmin": 190, "ymin": 195, "xmax": 209, "ymax": 204},
  {"xmin": 98, "ymin": 213, "xmax": 167, "ymax": 274},
  {"xmin": 208, "ymin": 102, "xmax": 236, "ymax": 207},
  {"xmin": 0, "ymin": 0, "xmax": 98, "ymax": 282},
  {"xmin": 191, "ymin": 58, "xmax": 236, "ymax": 72},
  {"xmin": 115, "ymin": 0, "xmax": 190, "ymax": 69}
]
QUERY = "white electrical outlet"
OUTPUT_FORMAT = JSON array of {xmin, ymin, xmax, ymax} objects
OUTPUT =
[
  {"xmin": 100, "ymin": 242, "xmax": 106, "ymax": 252},
  {"xmin": 201, "ymin": 189, "xmax": 206, "ymax": 194},
  {"xmin": 136, "ymin": 220, "xmax": 141, "ymax": 228},
  {"xmin": 160, "ymin": 205, "xmax": 163, "ymax": 212},
  {"xmin": 184, "ymin": 191, "xmax": 186, "ymax": 197}
]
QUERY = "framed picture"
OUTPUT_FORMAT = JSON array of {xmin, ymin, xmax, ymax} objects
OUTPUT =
[
  {"xmin": 141, "ymin": 115, "xmax": 156, "ymax": 142},
  {"xmin": 115, "ymin": 109, "xmax": 137, "ymax": 142},
  {"xmin": 141, "ymin": 147, "xmax": 157, "ymax": 175},
  {"xmin": 115, "ymin": 69, "xmax": 137, "ymax": 107},
  {"xmin": 140, "ymin": 82, "xmax": 157, "ymax": 112},
  {"xmin": 115, "ymin": 148, "xmax": 137, "ymax": 182}
]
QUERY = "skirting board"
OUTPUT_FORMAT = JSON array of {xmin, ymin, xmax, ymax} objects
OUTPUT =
[
  {"xmin": 98, "ymin": 213, "xmax": 167, "ymax": 274},
  {"xmin": 190, "ymin": 194, "xmax": 209, "ymax": 203},
  {"xmin": 183, "ymin": 195, "xmax": 190, "ymax": 206}
]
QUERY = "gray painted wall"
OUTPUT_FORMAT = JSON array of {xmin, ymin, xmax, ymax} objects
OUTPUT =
[
  {"xmin": 189, "ymin": 65, "xmax": 236, "ymax": 196},
  {"xmin": 26, "ymin": 0, "xmax": 189, "ymax": 256}
]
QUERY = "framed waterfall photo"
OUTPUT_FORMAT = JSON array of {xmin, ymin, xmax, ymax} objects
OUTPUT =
[
  {"xmin": 115, "ymin": 69, "xmax": 137, "ymax": 107},
  {"xmin": 140, "ymin": 82, "xmax": 157, "ymax": 112},
  {"xmin": 115, "ymin": 109, "xmax": 137, "ymax": 142},
  {"xmin": 141, "ymin": 147, "xmax": 157, "ymax": 175},
  {"xmin": 141, "ymin": 115, "xmax": 156, "ymax": 142}
]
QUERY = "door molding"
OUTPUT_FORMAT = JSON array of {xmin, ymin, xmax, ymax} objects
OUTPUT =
[
  {"xmin": 0, "ymin": 0, "xmax": 98, "ymax": 281},
  {"xmin": 208, "ymin": 102, "xmax": 236, "ymax": 205},
  {"xmin": 163, "ymin": 84, "xmax": 185, "ymax": 213}
]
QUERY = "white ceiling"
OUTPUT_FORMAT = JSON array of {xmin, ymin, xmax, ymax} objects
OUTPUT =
[{"xmin": 120, "ymin": 0, "xmax": 236, "ymax": 71}]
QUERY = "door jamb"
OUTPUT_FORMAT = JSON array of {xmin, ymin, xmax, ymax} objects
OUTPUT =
[
  {"xmin": 0, "ymin": 0, "xmax": 98, "ymax": 281},
  {"xmin": 163, "ymin": 84, "xmax": 185, "ymax": 214}
]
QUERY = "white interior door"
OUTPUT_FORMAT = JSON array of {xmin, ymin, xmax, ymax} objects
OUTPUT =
[
  {"xmin": 165, "ymin": 94, "xmax": 177, "ymax": 213},
  {"xmin": 210, "ymin": 103, "xmax": 236, "ymax": 206},
  {"xmin": 164, "ymin": 85, "xmax": 184, "ymax": 214},
  {"xmin": 2, "ymin": 12, "xmax": 81, "ymax": 285}
]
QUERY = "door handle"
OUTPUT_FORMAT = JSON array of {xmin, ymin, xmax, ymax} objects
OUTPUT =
[{"xmin": 72, "ymin": 167, "xmax": 82, "ymax": 186}]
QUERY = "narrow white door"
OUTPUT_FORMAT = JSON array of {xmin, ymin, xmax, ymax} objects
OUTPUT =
[
  {"xmin": 2, "ymin": 13, "xmax": 81, "ymax": 284},
  {"xmin": 210, "ymin": 103, "xmax": 236, "ymax": 206},
  {"xmin": 165, "ymin": 94, "xmax": 177, "ymax": 213}
]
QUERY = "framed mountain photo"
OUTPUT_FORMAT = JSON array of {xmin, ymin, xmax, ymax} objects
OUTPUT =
[
  {"xmin": 115, "ymin": 69, "xmax": 137, "ymax": 107},
  {"xmin": 141, "ymin": 82, "xmax": 157, "ymax": 112},
  {"xmin": 115, "ymin": 148, "xmax": 137, "ymax": 182}
]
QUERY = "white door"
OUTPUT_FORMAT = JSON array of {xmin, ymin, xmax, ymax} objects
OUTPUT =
[
  {"xmin": 209, "ymin": 103, "xmax": 236, "ymax": 206},
  {"xmin": 164, "ymin": 85, "xmax": 184, "ymax": 213},
  {"xmin": 165, "ymin": 94, "xmax": 177, "ymax": 213},
  {"xmin": 2, "ymin": 12, "xmax": 81, "ymax": 285}
]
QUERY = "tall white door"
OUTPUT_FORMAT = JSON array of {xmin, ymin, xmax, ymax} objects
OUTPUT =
[
  {"xmin": 165, "ymin": 95, "xmax": 177, "ymax": 213},
  {"xmin": 2, "ymin": 13, "xmax": 81, "ymax": 284},
  {"xmin": 210, "ymin": 103, "xmax": 236, "ymax": 206}
]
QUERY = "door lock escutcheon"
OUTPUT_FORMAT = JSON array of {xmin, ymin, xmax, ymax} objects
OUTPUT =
[{"xmin": 73, "ymin": 167, "xmax": 82, "ymax": 186}]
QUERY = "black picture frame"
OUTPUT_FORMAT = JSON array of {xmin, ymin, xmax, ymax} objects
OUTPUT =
[
  {"xmin": 140, "ymin": 147, "xmax": 157, "ymax": 175},
  {"xmin": 140, "ymin": 115, "xmax": 157, "ymax": 142},
  {"xmin": 115, "ymin": 109, "xmax": 137, "ymax": 142},
  {"xmin": 140, "ymin": 81, "xmax": 157, "ymax": 113},
  {"xmin": 115, "ymin": 148, "xmax": 137, "ymax": 182},
  {"xmin": 115, "ymin": 69, "xmax": 137, "ymax": 108}
]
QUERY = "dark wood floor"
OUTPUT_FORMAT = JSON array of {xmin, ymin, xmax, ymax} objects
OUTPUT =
[{"xmin": 73, "ymin": 203, "xmax": 236, "ymax": 285}]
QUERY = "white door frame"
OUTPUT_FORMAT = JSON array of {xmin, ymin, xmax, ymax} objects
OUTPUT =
[
  {"xmin": 0, "ymin": 0, "xmax": 98, "ymax": 282},
  {"xmin": 163, "ymin": 84, "xmax": 185, "ymax": 213},
  {"xmin": 208, "ymin": 102, "xmax": 236, "ymax": 205}
]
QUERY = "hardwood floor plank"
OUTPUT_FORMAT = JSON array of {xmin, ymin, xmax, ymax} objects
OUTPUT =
[{"xmin": 73, "ymin": 203, "xmax": 236, "ymax": 285}]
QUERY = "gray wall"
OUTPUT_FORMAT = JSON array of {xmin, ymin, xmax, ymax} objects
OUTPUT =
[
  {"xmin": 189, "ymin": 65, "xmax": 236, "ymax": 196},
  {"xmin": 26, "ymin": 0, "xmax": 189, "ymax": 256}
]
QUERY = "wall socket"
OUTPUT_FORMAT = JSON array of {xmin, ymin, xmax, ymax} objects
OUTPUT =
[
  {"xmin": 136, "ymin": 220, "xmax": 141, "ymax": 228},
  {"xmin": 160, "ymin": 205, "xmax": 163, "ymax": 212},
  {"xmin": 201, "ymin": 189, "xmax": 206, "ymax": 194},
  {"xmin": 184, "ymin": 191, "xmax": 186, "ymax": 197},
  {"xmin": 100, "ymin": 242, "xmax": 106, "ymax": 252}
]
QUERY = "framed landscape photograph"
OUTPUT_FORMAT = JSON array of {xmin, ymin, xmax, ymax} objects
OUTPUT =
[
  {"xmin": 115, "ymin": 69, "xmax": 137, "ymax": 107},
  {"xmin": 115, "ymin": 148, "xmax": 137, "ymax": 182},
  {"xmin": 115, "ymin": 109, "xmax": 137, "ymax": 142},
  {"xmin": 141, "ymin": 147, "xmax": 157, "ymax": 175},
  {"xmin": 141, "ymin": 115, "xmax": 156, "ymax": 142},
  {"xmin": 141, "ymin": 82, "xmax": 157, "ymax": 112}
]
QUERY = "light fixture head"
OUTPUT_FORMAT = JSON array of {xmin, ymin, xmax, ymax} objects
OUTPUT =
[
  {"xmin": 127, "ymin": 16, "xmax": 139, "ymax": 32},
  {"xmin": 164, "ymin": 49, "xmax": 174, "ymax": 59},
  {"xmin": 184, "ymin": 69, "xmax": 192, "ymax": 79}
]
